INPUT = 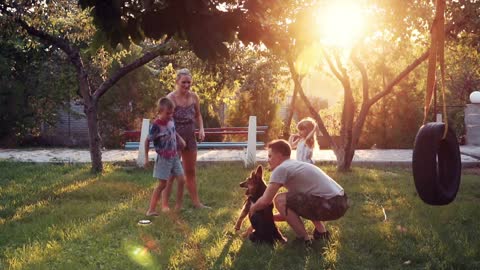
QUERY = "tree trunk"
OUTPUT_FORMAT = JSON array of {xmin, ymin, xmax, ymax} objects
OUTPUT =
[
  {"xmin": 74, "ymin": 58, "xmax": 103, "ymax": 173},
  {"xmin": 337, "ymin": 90, "xmax": 355, "ymax": 171},
  {"xmin": 336, "ymin": 147, "xmax": 354, "ymax": 172},
  {"xmin": 85, "ymin": 101, "xmax": 103, "ymax": 172},
  {"xmin": 282, "ymin": 82, "xmax": 298, "ymax": 139},
  {"xmin": 325, "ymin": 51, "xmax": 355, "ymax": 171}
]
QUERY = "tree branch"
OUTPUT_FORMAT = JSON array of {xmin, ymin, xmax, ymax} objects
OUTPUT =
[
  {"xmin": 334, "ymin": 51, "xmax": 348, "ymax": 79},
  {"xmin": 13, "ymin": 15, "xmax": 79, "ymax": 63},
  {"xmin": 321, "ymin": 47, "xmax": 344, "ymax": 83},
  {"xmin": 351, "ymin": 51, "xmax": 369, "ymax": 102},
  {"xmin": 368, "ymin": 49, "xmax": 430, "ymax": 107},
  {"xmin": 7, "ymin": 9, "xmax": 93, "ymax": 106},
  {"xmin": 283, "ymin": 78, "xmax": 299, "ymax": 138},
  {"xmin": 93, "ymin": 40, "xmax": 179, "ymax": 101}
]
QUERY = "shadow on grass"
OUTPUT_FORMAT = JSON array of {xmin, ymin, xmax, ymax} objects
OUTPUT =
[
  {"xmin": 0, "ymin": 163, "xmax": 93, "ymax": 219},
  {"xmin": 336, "ymin": 169, "xmax": 480, "ymax": 269},
  {"xmin": 3, "ymin": 164, "xmax": 479, "ymax": 269},
  {"xmin": 210, "ymin": 236, "xmax": 235, "ymax": 269},
  {"xmin": 221, "ymin": 233, "xmax": 334, "ymax": 270},
  {"xmin": 0, "ymin": 165, "xmax": 169, "ymax": 269},
  {"xmin": 3, "ymin": 184, "xmax": 171, "ymax": 269}
]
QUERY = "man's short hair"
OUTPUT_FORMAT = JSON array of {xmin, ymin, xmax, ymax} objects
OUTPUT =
[
  {"xmin": 157, "ymin": 97, "xmax": 175, "ymax": 112},
  {"xmin": 267, "ymin": 139, "xmax": 291, "ymax": 157}
]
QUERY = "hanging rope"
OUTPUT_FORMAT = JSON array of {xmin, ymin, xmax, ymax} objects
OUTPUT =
[
  {"xmin": 413, "ymin": 0, "xmax": 462, "ymax": 206},
  {"xmin": 423, "ymin": 0, "xmax": 448, "ymax": 139}
]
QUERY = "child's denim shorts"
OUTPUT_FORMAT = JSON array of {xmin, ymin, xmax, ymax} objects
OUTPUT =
[{"xmin": 153, "ymin": 155, "xmax": 184, "ymax": 180}]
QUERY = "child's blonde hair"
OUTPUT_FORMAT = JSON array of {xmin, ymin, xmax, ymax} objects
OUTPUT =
[
  {"xmin": 297, "ymin": 117, "xmax": 317, "ymax": 148},
  {"xmin": 157, "ymin": 97, "xmax": 175, "ymax": 113}
]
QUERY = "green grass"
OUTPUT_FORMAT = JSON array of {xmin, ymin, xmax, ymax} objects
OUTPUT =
[{"xmin": 0, "ymin": 161, "xmax": 479, "ymax": 270}]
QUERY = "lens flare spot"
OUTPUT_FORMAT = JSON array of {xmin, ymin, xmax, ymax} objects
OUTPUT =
[
  {"xmin": 295, "ymin": 44, "xmax": 323, "ymax": 75},
  {"xmin": 124, "ymin": 241, "xmax": 155, "ymax": 268}
]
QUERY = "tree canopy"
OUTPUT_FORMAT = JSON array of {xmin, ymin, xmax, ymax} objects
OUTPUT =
[
  {"xmin": 2, "ymin": 0, "xmax": 479, "ymax": 172},
  {"xmin": 78, "ymin": 0, "xmax": 275, "ymax": 60}
]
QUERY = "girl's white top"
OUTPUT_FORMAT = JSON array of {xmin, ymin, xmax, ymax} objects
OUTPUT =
[{"xmin": 296, "ymin": 140, "xmax": 313, "ymax": 164}]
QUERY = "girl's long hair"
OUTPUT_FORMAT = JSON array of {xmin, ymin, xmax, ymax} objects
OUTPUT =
[{"xmin": 297, "ymin": 117, "xmax": 316, "ymax": 148}]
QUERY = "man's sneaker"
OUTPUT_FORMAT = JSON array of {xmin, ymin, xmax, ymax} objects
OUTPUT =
[{"xmin": 313, "ymin": 229, "xmax": 330, "ymax": 240}]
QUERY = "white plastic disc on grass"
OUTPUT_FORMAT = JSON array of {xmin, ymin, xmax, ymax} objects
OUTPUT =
[{"xmin": 138, "ymin": 219, "xmax": 152, "ymax": 225}]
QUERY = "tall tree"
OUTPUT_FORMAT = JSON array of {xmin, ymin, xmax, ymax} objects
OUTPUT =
[
  {"xmin": 1, "ymin": 0, "xmax": 178, "ymax": 172},
  {"xmin": 287, "ymin": 1, "xmax": 434, "ymax": 170},
  {"xmin": 251, "ymin": 0, "xmax": 476, "ymax": 171}
]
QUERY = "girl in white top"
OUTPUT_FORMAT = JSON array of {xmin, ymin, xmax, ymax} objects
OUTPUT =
[{"xmin": 288, "ymin": 117, "xmax": 318, "ymax": 164}]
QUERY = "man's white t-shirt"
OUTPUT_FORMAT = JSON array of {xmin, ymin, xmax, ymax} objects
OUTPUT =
[{"xmin": 270, "ymin": 159, "xmax": 344, "ymax": 199}]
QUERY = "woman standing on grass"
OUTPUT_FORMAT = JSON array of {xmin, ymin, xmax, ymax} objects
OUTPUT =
[{"xmin": 162, "ymin": 68, "xmax": 209, "ymax": 210}]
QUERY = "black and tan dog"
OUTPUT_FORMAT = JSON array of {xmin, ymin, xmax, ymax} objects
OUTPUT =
[{"xmin": 234, "ymin": 165, "xmax": 286, "ymax": 245}]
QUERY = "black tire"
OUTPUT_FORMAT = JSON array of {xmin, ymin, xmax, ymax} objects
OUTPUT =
[{"xmin": 412, "ymin": 122, "xmax": 462, "ymax": 205}]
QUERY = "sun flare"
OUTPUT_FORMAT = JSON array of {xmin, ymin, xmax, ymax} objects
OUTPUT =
[{"xmin": 317, "ymin": 2, "xmax": 366, "ymax": 47}]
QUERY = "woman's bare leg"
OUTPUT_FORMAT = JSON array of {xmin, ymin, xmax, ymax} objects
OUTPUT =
[
  {"xmin": 174, "ymin": 175, "xmax": 185, "ymax": 211},
  {"xmin": 182, "ymin": 150, "xmax": 207, "ymax": 208}
]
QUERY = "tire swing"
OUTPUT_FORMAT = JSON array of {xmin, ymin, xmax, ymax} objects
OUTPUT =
[
  {"xmin": 412, "ymin": 0, "xmax": 461, "ymax": 205},
  {"xmin": 412, "ymin": 122, "xmax": 461, "ymax": 205}
]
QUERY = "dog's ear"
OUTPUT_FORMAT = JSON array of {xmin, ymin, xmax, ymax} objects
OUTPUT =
[
  {"xmin": 255, "ymin": 165, "xmax": 263, "ymax": 178},
  {"xmin": 239, "ymin": 180, "xmax": 247, "ymax": 188}
]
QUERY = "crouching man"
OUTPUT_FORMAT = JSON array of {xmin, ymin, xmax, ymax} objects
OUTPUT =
[{"xmin": 249, "ymin": 139, "xmax": 349, "ymax": 243}]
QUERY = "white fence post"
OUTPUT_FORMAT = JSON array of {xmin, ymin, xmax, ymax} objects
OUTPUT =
[
  {"xmin": 137, "ymin": 118, "xmax": 150, "ymax": 167},
  {"xmin": 245, "ymin": 116, "xmax": 257, "ymax": 168}
]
